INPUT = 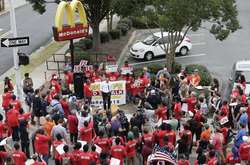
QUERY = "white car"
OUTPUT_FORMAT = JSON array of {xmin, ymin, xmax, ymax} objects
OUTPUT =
[{"xmin": 130, "ymin": 32, "xmax": 192, "ymax": 61}]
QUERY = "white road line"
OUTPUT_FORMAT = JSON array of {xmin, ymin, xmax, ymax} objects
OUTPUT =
[
  {"xmin": 192, "ymin": 42, "xmax": 206, "ymax": 46},
  {"xmin": 131, "ymin": 53, "xmax": 207, "ymax": 66},
  {"xmin": 188, "ymin": 33, "xmax": 204, "ymax": 37},
  {"xmin": 0, "ymin": 30, "xmax": 11, "ymax": 38}
]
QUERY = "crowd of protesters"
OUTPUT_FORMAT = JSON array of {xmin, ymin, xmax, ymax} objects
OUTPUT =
[{"xmin": 0, "ymin": 60, "xmax": 250, "ymax": 165}]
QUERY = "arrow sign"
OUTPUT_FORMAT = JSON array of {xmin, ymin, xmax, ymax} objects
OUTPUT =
[{"xmin": 1, "ymin": 37, "xmax": 29, "ymax": 47}]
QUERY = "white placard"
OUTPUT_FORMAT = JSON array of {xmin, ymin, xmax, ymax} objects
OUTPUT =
[
  {"xmin": 0, "ymin": 137, "xmax": 9, "ymax": 146},
  {"xmin": 121, "ymin": 66, "xmax": 133, "ymax": 75},
  {"xmin": 56, "ymin": 143, "xmax": 65, "ymax": 155},
  {"xmin": 80, "ymin": 60, "xmax": 88, "ymax": 67},
  {"xmin": 106, "ymin": 65, "xmax": 118, "ymax": 73},
  {"xmin": 220, "ymin": 116, "xmax": 229, "ymax": 125},
  {"xmin": 181, "ymin": 103, "xmax": 188, "ymax": 112},
  {"xmin": 95, "ymin": 144, "xmax": 102, "ymax": 154},
  {"xmin": 74, "ymin": 65, "xmax": 81, "ymax": 73},
  {"xmin": 90, "ymin": 81, "xmax": 126, "ymax": 106},
  {"xmin": 110, "ymin": 157, "xmax": 121, "ymax": 165}
]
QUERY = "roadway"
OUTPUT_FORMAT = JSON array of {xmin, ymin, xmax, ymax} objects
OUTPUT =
[{"xmin": 0, "ymin": 3, "xmax": 57, "ymax": 75}]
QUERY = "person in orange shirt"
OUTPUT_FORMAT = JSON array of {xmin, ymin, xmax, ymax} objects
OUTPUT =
[
  {"xmin": 190, "ymin": 69, "xmax": 201, "ymax": 87},
  {"xmin": 43, "ymin": 115, "xmax": 55, "ymax": 138},
  {"xmin": 12, "ymin": 143, "xmax": 27, "ymax": 165},
  {"xmin": 200, "ymin": 124, "xmax": 211, "ymax": 142}
]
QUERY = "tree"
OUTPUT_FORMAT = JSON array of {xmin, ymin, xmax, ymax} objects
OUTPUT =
[
  {"xmin": 143, "ymin": 0, "xmax": 240, "ymax": 72},
  {"xmin": 27, "ymin": 0, "xmax": 112, "ymax": 50}
]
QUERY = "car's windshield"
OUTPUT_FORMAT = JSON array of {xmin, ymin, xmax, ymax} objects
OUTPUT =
[
  {"xmin": 235, "ymin": 71, "xmax": 250, "ymax": 83},
  {"xmin": 142, "ymin": 35, "xmax": 159, "ymax": 45}
]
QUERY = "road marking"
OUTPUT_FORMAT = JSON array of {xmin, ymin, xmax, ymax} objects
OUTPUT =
[
  {"xmin": 131, "ymin": 53, "xmax": 207, "ymax": 66},
  {"xmin": 188, "ymin": 33, "xmax": 204, "ymax": 37},
  {"xmin": 0, "ymin": 30, "xmax": 11, "ymax": 38},
  {"xmin": 192, "ymin": 42, "xmax": 206, "ymax": 46}
]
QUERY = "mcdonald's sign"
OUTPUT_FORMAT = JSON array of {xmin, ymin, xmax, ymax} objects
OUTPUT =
[{"xmin": 52, "ymin": 0, "xmax": 89, "ymax": 41}]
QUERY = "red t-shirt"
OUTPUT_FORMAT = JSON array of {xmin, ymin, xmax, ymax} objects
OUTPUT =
[
  {"xmin": 107, "ymin": 72, "xmax": 119, "ymax": 81},
  {"xmin": 34, "ymin": 134, "xmax": 50, "ymax": 155},
  {"xmin": 89, "ymin": 151, "xmax": 99, "ymax": 162},
  {"xmin": 142, "ymin": 133, "xmax": 153, "ymax": 147},
  {"xmin": 68, "ymin": 115, "xmax": 78, "ymax": 133},
  {"xmin": 207, "ymin": 157, "xmax": 218, "ymax": 165},
  {"xmin": 50, "ymin": 79, "xmax": 61, "ymax": 93},
  {"xmin": 64, "ymin": 72, "xmax": 73, "ymax": 85},
  {"xmin": 11, "ymin": 100, "xmax": 21, "ymax": 112},
  {"xmin": 0, "ymin": 122, "xmax": 8, "ymax": 139},
  {"xmin": 83, "ymin": 84, "xmax": 93, "ymax": 97},
  {"xmin": 60, "ymin": 99, "xmax": 70, "ymax": 118},
  {"xmin": 177, "ymin": 159, "xmax": 190, "ymax": 165},
  {"xmin": 6, "ymin": 109, "xmax": 19, "ymax": 127},
  {"xmin": 174, "ymin": 102, "xmax": 182, "ymax": 120},
  {"xmin": 12, "ymin": 150, "xmax": 27, "ymax": 165},
  {"xmin": 70, "ymin": 150, "xmax": 82, "ymax": 165},
  {"xmin": 31, "ymin": 162, "xmax": 46, "ymax": 165},
  {"xmin": 226, "ymin": 152, "xmax": 241, "ymax": 164},
  {"xmin": 123, "ymin": 76, "xmax": 132, "ymax": 92},
  {"xmin": 80, "ymin": 152, "xmax": 93, "ymax": 165},
  {"xmin": 185, "ymin": 97, "xmax": 197, "ymax": 114},
  {"xmin": 239, "ymin": 141, "xmax": 250, "ymax": 160},
  {"xmin": 53, "ymin": 140, "xmax": 63, "ymax": 160},
  {"xmin": 94, "ymin": 137, "xmax": 110, "ymax": 153},
  {"xmin": 165, "ymin": 130, "xmax": 176, "ymax": 145},
  {"xmin": 111, "ymin": 145, "xmax": 127, "ymax": 165},
  {"xmin": 2, "ymin": 92, "xmax": 12, "ymax": 109},
  {"xmin": 126, "ymin": 140, "xmax": 137, "ymax": 158},
  {"xmin": 80, "ymin": 125, "xmax": 93, "ymax": 142},
  {"xmin": 155, "ymin": 106, "xmax": 167, "ymax": 120},
  {"xmin": 0, "ymin": 151, "xmax": 8, "ymax": 165},
  {"xmin": 179, "ymin": 130, "xmax": 192, "ymax": 143}
]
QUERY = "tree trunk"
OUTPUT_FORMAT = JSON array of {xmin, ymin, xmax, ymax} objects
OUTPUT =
[
  {"xmin": 109, "ymin": 14, "xmax": 113, "ymax": 31},
  {"xmin": 92, "ymin": 23, "xmax": 100, "ymax": 51},
  {"xmin": 166, "ymin": 49, "xmax": 175, "ymax": 73},
  {"xmin": 106, "ymin": 14, "xmax": 110, "ymax": 33}
]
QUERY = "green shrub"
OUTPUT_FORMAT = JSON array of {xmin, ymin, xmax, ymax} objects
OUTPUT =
[
  {"xmin": 130, "ymin": 16, "xmax": 158, "ymax": 29},
  {"xmin": 100, "ymin": 32, "xmax": 110, "ymax": 43},
  {"xmin": 86, "ymin": 34, "xmax": 93, "ymax": 40},
  {"xmin": 148, "ymin": 64, "xmax": 164, "ymax": 74},
  {"xmin": 185, "ymin": 64, "xmax": 212, "ymax": 86},
  {"xmin": 109, "ymin": 29, "xmax": 121, "ymax": 40},
  {"xmin": 172, "ymin": 62, "xmax": 182, "ymax": 74},
  {"xmin": 116, "ymin": 23, "xmax": 129, "ymax": 36},
  {"xmin": 119, "ymin": 18, "xmax": 133, "ymax": 29},
  {"xmin": 78, "ymin": 38, "xmax": 93, "ymax": 50},
  {"xmin": 65, "ymin": 48, "xmax": 90, "ymax": 64}
]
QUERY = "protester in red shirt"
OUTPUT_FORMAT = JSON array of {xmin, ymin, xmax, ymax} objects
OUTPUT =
[
  {"xmin": 64, "ymin": 70, "xmax": 73, "ymax": 85},
  {"xmin": 83, "ymin": 80, "xmax": 93, "ymax": 105},
  {"xmin": 2, "ymin": 88, "xmax": 12, "ymax": 111},
  {"xmin": 12, "ymin": 143, "xmax": 27, "ymax": 165},
  {"xmin": 34, "ymin": 129, "xmax": 50, "ymax": 164},
  {"xmin": 60, "ymin": 145, "xmax": 72, "ymax": 165},
  {"xmin": 107, "ymin": 71, "xmax": 120, "ymax": 81},
  {"xmin": 60, "ymin": 97, "xmax": 70, "ymax": 118},
  {"xmin": 89, "ymin": 145, "xmax": 99, "ymax": 163},
  {"xmin": 80, "ymin": 121, "xmax": 94, "ymax": 143},
  {"xmin": 179, "ymin": 124, "xmax": 193, "ymax": 144},
  {"xmin": 6, "ymin": 105, "xmax": 19, "ymax": 141},
  {"xmin": 70, "ymin": 142, "xmax": 83, "ymax": 165},
  {"xmin": 31, "ymin": 154, "xmax": 46, "ymax": 165},
  {"xmin": 4, "ymin": 77, "xmax": 14, "ymax": 92},
  {"xmin": 53, "ymin": 134, "xmax": 64, "ymax": 165},
  {"xmin": 0, "ymin": 115, "xmax": 8, "ymax": 140},
  {"xmin": 10, "ymin": 95, "xmax": 22, "ymax": 112},
  {"xmin": 207, "ymin": 150, "xmax": 218, "ymax": 165},
  {"xmin": 183, "ymin": 92, "xmax": 197, "ymax": 114},
  {"xmin": 126, "ymin": 132, "xmax": 137, "ymax": 165},
  {"xmin": 50, "ymin": 74, "xmax": 61, "ymax": 94},
  {"xmin": 80, "ymin": 144, "xmax": 94, "ymax": 165},
  {"xmin": 94, "ymin": 131, "xmax": 110, "ymax": 154},
  {"xmin": 226, "ymin": 152, "xmax": 241, "ymax": 164},
  {"xmin": 239, "ymin": 138, "xmax": 250, "ymax": 161},
  {"xmin": 155, "ymin": 103, "xmax": 168, "ymax": 120},
  {"xmin": 68, "ymin": 112, "xmax": 78, "ymax": 144},
  {"xmin": 173, "ymin": 97, "xmax": 182, "ymax": 130},
  {"xmin": 111, "ymin": 137, "xmax": 127, "ymax": 165}
]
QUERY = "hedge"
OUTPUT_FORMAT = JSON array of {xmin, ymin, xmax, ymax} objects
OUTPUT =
[
  {"xmin": 109, "ymin": 29, "xmax": 121, "ymax": 39},
  {"xmin": 118, "ymin": 18, "xmax": 133, "ymax": 29},
  {"xmin": 78, "ymin": 38, "xmax": 93, "ymax": 50},
  {"xmin": 116, "ymin": 23, "xmax": 129, "ymax": 36},
  {"xmin": 130, "ymin": 16, "xmax": 158, "ymax": 29},
  {"xmin": 100, "ymin": 32, "xmax": 110, "ymax": 43},
  {"xmin": 185, "ymin": 64, "xmax": 212, "ymax": 86}
]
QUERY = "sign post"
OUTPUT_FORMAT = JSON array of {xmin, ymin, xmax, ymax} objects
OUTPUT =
[{"xmin": 10, "ymin": 0, "xmax": 22, "ymax": 99}]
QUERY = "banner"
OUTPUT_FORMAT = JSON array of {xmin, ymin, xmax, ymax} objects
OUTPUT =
[
  {"xmin": 121, "ymin": 66, "xmax": 133, "ymax": 75},
  {"xmin": 90, "ymin": 80, "xmax": 126, "ymax": 105},
  {"xmin": 106, "ymin": 64, "xmax": 118, "ymax": 73}
]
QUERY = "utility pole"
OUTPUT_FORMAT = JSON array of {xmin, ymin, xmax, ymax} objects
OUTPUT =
[{"xmin": 9, "ymin": 0, "xmax": 22, "ymax": 99}]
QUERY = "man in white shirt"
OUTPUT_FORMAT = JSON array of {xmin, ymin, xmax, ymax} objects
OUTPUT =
[{"xmin": 100, "ymin": 78, "xmax": 111, "ymax": 110}]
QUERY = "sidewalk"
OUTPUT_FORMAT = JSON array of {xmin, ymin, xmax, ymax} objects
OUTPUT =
[{"xmin": 0, "ymin": 0, "xmax": 27, "ymax": 14}]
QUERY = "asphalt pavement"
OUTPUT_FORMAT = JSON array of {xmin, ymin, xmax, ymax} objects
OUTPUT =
[{"xmin": 0, "ymin": 3, "xmax": 57, "ymax": 75}]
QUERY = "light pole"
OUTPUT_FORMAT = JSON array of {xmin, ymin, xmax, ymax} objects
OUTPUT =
[{"xmin": 9, "ymin": 0, "xmax": 22, "ymax": 99}]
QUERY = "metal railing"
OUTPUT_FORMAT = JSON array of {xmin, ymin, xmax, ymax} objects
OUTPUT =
[{"xmin": 45, "ymin": 53, "xmax": 67, "ymax": 78}]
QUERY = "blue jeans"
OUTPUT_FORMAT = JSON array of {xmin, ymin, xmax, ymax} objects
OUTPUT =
[{"xmin": 41, "ymin": 154, "xmax": 49, "ymax": 164}]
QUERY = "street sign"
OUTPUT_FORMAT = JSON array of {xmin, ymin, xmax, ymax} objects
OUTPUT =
[{"xmin": 1, "ymin": 36, "xmax": 29, "ymax": 47}]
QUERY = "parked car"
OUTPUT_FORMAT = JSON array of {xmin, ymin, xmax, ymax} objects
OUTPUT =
[
  {"xmin": 226, "ymin": 60, "xmax": 250, "ymax": 100},
  {"xmin": 130, "ymin": 32, "xmax": 192, "ymax": 61}
]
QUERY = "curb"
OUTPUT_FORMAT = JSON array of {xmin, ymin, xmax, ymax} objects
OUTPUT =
[{"xmin": 117, "ymin": 30, "xmax": 137, "ymax": 67}]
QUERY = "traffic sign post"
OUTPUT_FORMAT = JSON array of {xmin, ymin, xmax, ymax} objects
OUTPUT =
[{"xmin": 1, "ymin": 37, "xmax": 29, "ymax": 47}]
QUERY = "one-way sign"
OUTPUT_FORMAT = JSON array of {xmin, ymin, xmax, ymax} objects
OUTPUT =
[{"xmin": 1, "ymin": 37, "xmax": 29, "ymax": 47}]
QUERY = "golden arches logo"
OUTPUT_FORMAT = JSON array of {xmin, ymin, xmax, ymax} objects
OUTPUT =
[{"xmin": 53, "ymin": 0, "xmax": 89, "ymax": 41}]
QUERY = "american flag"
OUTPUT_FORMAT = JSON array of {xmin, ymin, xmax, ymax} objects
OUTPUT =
[{"xmin": 147, "ymin": 145, "xmax": 177, "ymax": 165}]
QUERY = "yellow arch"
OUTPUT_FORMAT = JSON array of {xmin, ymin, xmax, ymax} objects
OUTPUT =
[
  {"xmin": 55, "ymin": 1, "xmax": 74, "ymax": 31},
  {"xmin": 70, "ymin": 0, "xmax": 88, "ymax": 26}
]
